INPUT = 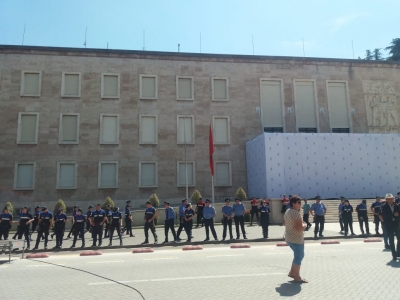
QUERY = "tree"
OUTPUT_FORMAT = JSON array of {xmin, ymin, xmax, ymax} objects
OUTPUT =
[
  {"xmin": 385, "ymin": 38, "xmax": 400, "ymax": 61},
  {"xmin": 148, "ymin": 194, "xmax": 160, "ymax": 208},
  {"xmin": 191, "ymin": 190, "xmax": 202, "ymax": 204},
  {"xmin": 365, "ymin": 49, "xmax": 373, "ymax": 60},
  {"xmin": 54, "ymin": 199, "xmax": 66, "ymax": 213},
  {"xmin": 373, "ymin": 48, "xmax": 383, "ymax": 60},
  {"xmin": 5, "ymin": 202, "xmax": 14, "ymax": 216},
  {"xmin": 235, "ymin": 187, "xmax": 247, "ymax": 201},
  {"xmin": 102, "ymin": 196, "xmax": 115, "ymax": 210}
]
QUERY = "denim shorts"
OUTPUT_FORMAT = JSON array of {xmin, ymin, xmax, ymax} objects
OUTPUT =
[{"xmin": 287, "ymin": 242, "xmax": 305, "ymax": 266}]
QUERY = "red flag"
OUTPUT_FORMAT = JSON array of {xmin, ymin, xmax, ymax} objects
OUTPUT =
[{"xmin": 209, "ymin": 123, "xmax": 214, "ymax": 176}]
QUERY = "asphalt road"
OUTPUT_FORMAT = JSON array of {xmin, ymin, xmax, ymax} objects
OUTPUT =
[{"xmin": 1, "ymin": 239, "xmax": 399, "ymax": 300}]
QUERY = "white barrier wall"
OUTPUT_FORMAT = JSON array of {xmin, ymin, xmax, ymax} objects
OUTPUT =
[{"xmin": 246, "ymin": 133, "xmax": 400, "ymax": 199}]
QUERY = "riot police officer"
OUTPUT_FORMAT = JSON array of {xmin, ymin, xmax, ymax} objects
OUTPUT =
[
  {"xmin": 371, "ymin": 196, "xmax": 383, "ymax": 235},
  {"xmin": 163, "ymin": 201, "xmax": 178, "ymax": 243},
  {"xmin": 30, "ymin": 205, "xmax": 41, "ymax": 234},
  {"xmin": 356, "ymin": 199, "xmax": 370, "ymax": 235},
  {"xmin": 85, "ymin": 205, "xmax": 93, "ymax": 234},
  {"xmin": 183, "ymin": 203, "xmax": 194, "ymax": 242},
  {"xmin": 33, "ymin": 207, "xmax": 53, "ymax": 250},
  {"xmin": 341, "ymin": 199, "xmax": 355, "ymax": 237},
  {"xmin": 176, "ymin": 199, "xmax": 187, "ymax": 241},
  {"xmin": 142, "ymin": 201, "xmax": 158, "ymax": 244},
  {"xmin": 104, "ymin": 204, "xmax": 112, "ymax": 238},
  {"xmin": 67, "ymin": 205, "xmax": 79, "ymax": 239},
  {"xmin": 232, "ymin": 198, "xmax": 247, "ymax": 240},
  {"xmin": 259, "ymin": 199, "xmax": 271, "ymax": 238},
  {"xmin": 17, "ymin": 206, "xmax": 33, "ymax": 249},
  {"xmin": 0, "ymin": 207, "xmax": 13, "ymax": 240},
  {"xmin": 71, "ymin": 209, "xmax": 86, "ymax": 248},
  {"xmin": 53, "ymin": 208, "xmax": 67, "ymax": 249},
  {"xmin": 109, "ymin": 207, "xmax": 123, "ymax": 246},
  {"xmin": 90, "ymin": 204, "xmax": 106, "ymax": 247},
  {"xmin": 221, "ymin": 198, "xmax": 234, "ymax": 241},
  {"xmin": 123, "ymin": 202, "xmax": 134, "ymax": 237}
]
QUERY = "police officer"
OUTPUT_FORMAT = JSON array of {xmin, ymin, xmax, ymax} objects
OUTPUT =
[
  {"xmin": 109, "ymin": 207, "xmax": 123, "ymax": 246},
  {"xmin": 33, "ymin": 206, "xmax": 53, "ymax": 250},
  {"xmin": 72, "ymin": 209, "xmax": 86, "ymax": 248},
  {"xmin": 67, "ymin": 205, "xmax": 79, "ymax": 239},
  {"xmin": 221, "ymin": 198, "xmax": 234, "ymax": 241},
  {"xmin": 371, "ymin": 196, "xmax": 383, "ymax": 236},
  {"xmin": 259, "ymin": 199, "xmax": 271, "ymax": 238},
  {"xmin": 30, "ymin": 205, "xmax": 41, "ymax": 234},
  {"xmin": 232, "ymin": 198, "xmax": 247, "ymax": 240},
  {"xmin": 302, "ymin": 199, "xmax": 312, "ymax": 230},
  {"xmin": 176, "ymin": 199, "xmax": 187, "ymax": 241},
  {"xmin": 183, "ymin": 203, "xmax": 195, "ymax": 242},
  {"xmin": 53, "ymin": 208, "xmax": 67, "ymax": 249},
  {"xmin": 0, "ymin": 207, "xmax": 13, "ymax": 240},
  {"xmin": 90, "ymin": 204, "xmax": 106, "ymax": 247},
  {"xmin": 85, "ymin": 205, "xmax": 93, "ymax": 234},
  {"xmin": 123, "ymin": 202, "xmax": 134, "ymax": 237},
  {"xmin": 341, "ymin": 199, "xmax": 355, "ymax": 237},
  {"xmin": 203, "ymin": 199, "xmax": 218, "ymax": 241},
  {"xmin": 142, "ymin": 201, "xmax": 158, "ymax": 244},
  {"xmin": 309, "ymin": 196, "xmax": 327, "ymax": 239},
  {"xmin": 195, "ymin": 198, "xmax": 205, "ymax": 228},
  {"xmin": 250, "ymin": 197, "xmax": 259, "ymax": 226},
  {"xmin": 163, "ymin": 201, "xmax": 178, "ymax": 243},
  {"xmin": 356, "ymin": 199, "xmax": 370, "ymax": 235},
  {"xmin": 17, "ymin": 206, "xmax": 33, "ymax": 249},
  {"xmin": 338, "ymin": 197, "xmax": 345, "ymax": 233},
  {"xmin": 104, "ymin": 204, "xmax": 112, "ymax": 238},
  {"xmin": 395, "ymin": 192, "xmax": 400, "ymax": 205}
]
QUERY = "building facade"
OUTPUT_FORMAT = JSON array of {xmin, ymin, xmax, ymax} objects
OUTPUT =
[{"xmin": 0, "ymin": 45, "xmax": 399, "ymax": 207}]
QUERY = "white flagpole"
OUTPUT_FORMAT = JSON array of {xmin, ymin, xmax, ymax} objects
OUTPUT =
[
  {"xmin": 184, "ymin": 116, "xmax": 189, "ymax": 201},
  {"xmin": 211, "ymin": 118, "xmax": 215, "ymax": 205}
]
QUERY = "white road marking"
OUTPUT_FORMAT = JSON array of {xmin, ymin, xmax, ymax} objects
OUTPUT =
[
  {"xmin": 87, "ymin": 260, "xmax": 125, "ymax": 264},
  {"xmin": 143, "ymin": 257, "xmax": 178, "ymax": 261},
  {"xmin": 206, "ymin": 254, "xmax": 244, "ymax": 258}
]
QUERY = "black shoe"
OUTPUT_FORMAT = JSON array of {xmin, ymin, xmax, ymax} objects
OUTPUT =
[
  {"xmin": 385, "ymin": 245, "xmax": 391, "ymax": 250},
  {"xmin": 393, "ymin": 257, "xmax": 397, "ymax": 261},
  {"xmin": 33, "ymin": 246, "xmax": 38, "ymax": 250},
  {"xmin": 162, "ymin": 240, "xmax": 169, "ymax": 244},
  {"xmin": 222, "ymin": 238, "xmax": 226, "ymax": 241},
  {"xmin": 319, "ymin": 234, "xmax": 324, "ymax": 238},
  {"xmin": 367, "ymin": 232, "xmax": 371, "ymax": 235},
  {"xmin": 230, "ymin": 237, "xmax": 234, "ymax": 240},
  {"xmin": 186, "ymin": 239, "xmax": 191, "ymax": 242},
  {"xmin": 130, "ymin": 235, "xmax": 134, "ymax": 237},
  {"xmin": 98, "ymin": 243, "xmax": 102, "ymax": 247},
  {"xmin": 108, "ymin": 242, "xmax": 112, "ymax": 246},
  {"xmin": 26, "ymin": 246, "xmax": 30, "ymax": 250},
  {"xmin": 351, "ymin": 233, "xmax": 356, "ymax": 236},
  {"xmin": 314, "ymin": 235, "xmax": 318, "ymax": 239},
  {"xmin": 91, "ymin": 244, "xmax": 96, "ymax": 248},
  {"xmin": 176, "ymin": 237, "xmax": 182, "ymax": 242},
  {"xmin": 204, "ymin": 238, "xmax": 210, "ymax": 241},
  {"xmin": 81, "ymin": 244, "xmax": 85, "ymax": 248},
  {"xmin": 44, "ymin": 245, "xmax": 48, "ymax": 250},
  {"xmin": 141, "ymin": 240, "xmax": 149, "ymax": 245},
  {"xmin": 154, "ymin": 238, "xmax": 158, "ymax": 244},
  {"xmin": 214, "ymin": 238, "xmax": 218, "ymax": 241},
  {"xmin": 236, "ymin": 236, "xmax": 240, "ymax": 240},
  {"xmin": 195, "ymin": 225, "xmax": 199, "ymax": 228},
  {"xmin": 243, "ymin": 236, "xmax": 248, "ymax": 240}
]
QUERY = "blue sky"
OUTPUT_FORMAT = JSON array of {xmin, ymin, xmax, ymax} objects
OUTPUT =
[{"xmin": 1, "ymin": 0, "xmax": 399, "ymax": 59}]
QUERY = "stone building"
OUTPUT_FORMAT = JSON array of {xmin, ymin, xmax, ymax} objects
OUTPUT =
[{"xmin": 0, "ymin": 45, "xmax": 399, "ymax": 207}]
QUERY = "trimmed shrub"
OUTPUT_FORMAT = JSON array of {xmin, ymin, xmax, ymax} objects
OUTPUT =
[
  {"xmin": 191, "ymin": 190, "xmax": 202, "ymax": 204},
  {"xmin": 54, "ymin": 199, "xmax": 66, "ymax": 213},
  {"xmin": 149, "ymin": 194, "xmax": 160, "ymax": 208},
  {"xmin": 5, "ymin": 202, "xmax": 14, "ymax": 216},
  {"xmin": 235, "ymin": 187, "xmax": 247, "ymax": 201},
  {"xmin": 102, "ymin": 196, "xmax": 115, "ymax": 210}
]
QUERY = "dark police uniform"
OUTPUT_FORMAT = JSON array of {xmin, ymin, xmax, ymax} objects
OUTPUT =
[
  {"xmin": 104, "ymin": 207, "xmax": 112, "ymax": 238},
  {"xmin": 259, "ymin": 204, "xmax": 271, "ymax": 238},
  {"xmin": 195, "ymin": 199, "xmax": 205, "ymax": 227},
  {"xmin": 31, "ymin": 207, "xmax": 41, "ymax": 233},
  {"xmin": 163, "ymin": 203, "xmax": 177, "ymax": 243},
  {"xmin": 176, "ymin": 200, "xmax": 187, "ymax": 240},
  {"xmin": 72, "ymin": 214, "xmax": 86, "ymax": 248},
  {"xmin": 310, "ymin": 201, "xmax": 326, "ymax": 238},
  {"xmin": 183, "ymin": 207, "xmax": 194, "ymax": 242},
  {"xmin": 338, "ymin": 200, "xmax": 345, "ymax": 232},
  {"xmin": 356, "ymin": 202, "xmax": 370, "ymax": 235},
  {"xmin": 18, "ymin": 211, "xmax": 33, "ymax": 248},
  {"xmin": 91, "ymin": 208, "xmax": 106, "ymax": 247},
  {"xmin": 86, "ymin": 208, "xmax": 93, "ymax": 233},
  {"xmin": 0, "ymin": 212, "xmax": 13, "ymax": 240},
  {"xmin": 371, "ymin": 201, "xmax": 383, "ymax": 235},
  {"xmin": 53, "ymin": 211, "xmax": 67, "ymax": 248},
  {"xmin": 203, "ymin": 200, "xmax": 218, "ymax": 241},
  {"xmin": 379, "ymin": 202, "xmax": 400, "ymax": 260},
  {"xmin": 67, "ymin": 208, "xmax": 78, "ymax": 238},
  {"xmin": 232, "ymin": 201, "xmax": 247, "ymax": 239},
  {"xmin": 341, "ymin": 204, "xmax": 355, "ymax": 236},
  {"xmin": 109, "ymin": 210, "xmax": 123, "ymax": 246},
  {"xmin": 124, "ymin": 206, "xmax": 133, "ymax": 237},
  {"xmin": 221, "ymin": 201, "xmax": 234, "ymax": 240},
  {"xmin": 143, "ymin": 206, "xmax": 158, "ymax": 244},
  {"xmin": 34, "ymin": 210, "xmax": 53, "ymax": 250},
  {"xmin": 250, "ymin": 198, "xmax": 259, "ymax": 226}
]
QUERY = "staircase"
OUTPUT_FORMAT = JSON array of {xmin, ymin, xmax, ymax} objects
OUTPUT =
[{"xmin": 314, "ymin": 199, "xmax": 375, "ymax": 223}]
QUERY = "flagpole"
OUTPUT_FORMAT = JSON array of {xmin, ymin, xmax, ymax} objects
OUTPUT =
[
  {"xmin": 211, "ymin": 175, "xmax": 215, "ymax": 205},
  {"xmin": 184, "ymin": 116, "xmax": 188, "ymax": 201},
  {"xmin": 210, "ymin": 118, "xmax": 215, "ymax": 205}
]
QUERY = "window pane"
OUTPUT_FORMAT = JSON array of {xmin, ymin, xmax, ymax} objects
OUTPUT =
[
  {"xmin": 141, "ymin": 116, "xmax": 157, "ymax": 143},
  {"xmin": 101, "ymin": 163, "xmax": 117, "ymax": 187},
  {"xmin": 213, "ymin": 79, "xmax": 227, "ymax": 99},
  {"xmin": 24, "ymin": 73, "xmax": 39, "ymax": 95},
  {"xmin": 260, "ymin": 80, "xmax": 283, "ymax": 127},
  {"xmin": 102, "ymin": 116, "xmax": 118, "ymax": 143},
  {"xmin": 103, "ymin": 75, "xmax": 119, "ymax": 97},
  {"xmin": 178, "ymin": 78, "xmax": 192, "ymax": 99},
  {"xmin": 141, "ymin": 163, "xmax": 156, "ymax": 186},
  {"xmin": 295, "ymin": 82, "xmax": 317, "ymax": 128},
  {"xmin": 20, "ymin": 115, "xmax": 37, "ymax": 142},
  {"xmin": 216, "ymin": 163, "xmax": 230, "ymax": 186},
  {"xmin": 178, "ymin": 117, "xmax": 193, "ymax": 143},
  {"xmin": 214, "ymin": 118, "xmax": 229, "ymax": 144},
  {"xmin": 62, "ymin": 115, "xmax": 78, "ymax": 142},
  {"xmin": 328, "ymin": 82, "xmax": 350, "ymax": 128},
  {"xmin": 179, "ymin": 162, "xmax": 194, "ymax": 186},
  {"xmin": 59, "ymin": 164, "xmax": 75, "ymax": 187},
  {"xmin": 17, "ymin": 164, "xmax": 34, "ymax": 188},
  {"xmin": 142, "ymin": 77, "xmax": 156, "ymax": 98},
  {"xmin": 64, "ymin": 74, "xmax": 80, "ymax": 96}
]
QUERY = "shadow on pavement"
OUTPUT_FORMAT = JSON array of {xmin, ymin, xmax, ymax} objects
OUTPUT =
[
  {"xmin": 275, "ymin": 282, "xmax": 302, "ymax": 297},
  {"xmin": 386, "ymin": 260, "xmax": 400, "ymax": 268}
]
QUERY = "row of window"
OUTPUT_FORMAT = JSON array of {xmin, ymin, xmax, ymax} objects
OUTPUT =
[
  {"xmin": 19, "ymin": 71, "xmax": 229, "ymax": 101},
  {"xmin": 13, "ymin": 161, "xmax": 232, "ymax": 190},
  {"xmin": 16, "ymin": 113, "xmax": 230, "ymax": 145}
]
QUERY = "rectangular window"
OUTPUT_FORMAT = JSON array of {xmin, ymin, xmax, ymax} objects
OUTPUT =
[
  {"xmin": 327, "ymin": 81, "xmax": 350, "ymax": 129},
  {"xmin": 14, "ymin": 162, "xmax": 36, "ymax": 190},
  {"xmin": 139, "ymin": 162, "xmax": 158, "ymax": 188},
  {"xmin": 332, "ymin": 128, "xmax": 350, "ymax": 133},
  {"xmin": 140, "ymin": 75, "xmax": 158, "ymax": 99},
  {"xmin": 260, "ymin": 79, "xmax": 283, "ymax": 129},
  {"xmin": 100, "ymin": 114, "xmax": 119, "ymax": 144},
  {"xmin": 101, "ymin": 73, "xmax": 120, "ymax": 98},
  {"xmin": 61, "ymin": 72, "xmax": 81, "ymax": 97},
  {"xmin": 294, "ymin": 80, "xmax": 318, "ymax": 131},
  {"xmin": 176, "ymin": 76, "xmax": 194, "ymax": 100},
  {"xmin": 212, "ymin": 77, "xmax": 229, "ymax": 101},
  {"xmin": 177, "ymin": 161, "xmax": 195, "ymax": 187},
  {"xmin": 298, "ymin": 128, "xmax": 317, "ymax": 133},
  {"xmin": 98, "ymin": 162, "xmax": 118, "ymax": 188},
  {"xmin": 215, "ymin": 161, "xmax": 232, "ymax": 186},
  {"xmin": 59, "ymin": 114, "xmax": 79, "ymax": 144},
  {"xmin": 21, "ymin": 71, "xmax": 41, "ymax": 96},
  {"xmin": 213, "ymin": 116, "xmax": 230, "ymax": 144},
  {"xmin": 264, "ymin": 127, "xmax": 283, "ymax": 133},
  {"xmin": 139, "ymin": 115, "xmax": 158, "ymax": 144},
  {"xmin": 177, "ymin": 115, "xmax": 195, "ymax": 144},
  {"xmin": 57, "ymin": 162, "xmax": 77, "ymax": 189},
  {"xmin": 17, "ymin": 112, "xmax": 39, "ymax": 144}
]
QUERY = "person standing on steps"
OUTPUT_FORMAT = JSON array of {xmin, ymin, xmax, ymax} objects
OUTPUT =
[
  {"xmin": 17, "ymin": 207, "xmax": 33, "ymax": 250},
  {"xmin": 71, "ymin": 209, "xmax": 86, "ymax": 248},
  {"xmin": 232, "ymin": 198, "xmax": 247, "ymax": 240},
  {"xmin": 203, "ymin": 199, "xmax": 218, "ymax": 241},
  {"xmin": 379, "ymin": 193, "xmax": 400, "ymax": 261},
  {"xmin": 356, "ymin": 199, "xmax": 370, "ymax": 235},
  {"xmin": 250, "ymin": 197, "xmax": 259, "ymax": 226},
  {"xmin": 142, "ymin": 201, "xmax": 158, "ymax": 245},
  {"xmin": 338, "ymin": 197, "xmax": 346, "ymax": 234},
  {"xmin": 222, "ymin": 198, "xmax": 234, "ymax": 241},
  {"xmin": 183, "ymin": 203, "xmax": 195, "ymax": 242},
  {"xmin": 309, "ymin": 196, "xmax": 326, "ymax": 239},
  {"xmin": 53, "ymin": 208, "xmax": 67, "ymax": 249},
  {"xmin": 195, "ymin": 198, "xmax": 205, "ymax": 228},
  {"xmin": 302, "ymin": 199, "xmax": 311, "ymax": 231},
  {"xmin": 341, "ymin": 199, "xmax": 355, "ymax": 237},
  {"xmin": 109, "ymin": 207, "xmax": 123, "ymax": 246},
  {"xmin": 33, "ymin": 207, "xmax": 53, "ymax": 250},
  {"xmin": 163, "ymin": 201, "xmax": 178, "ymax": 243},
  {"xmin": 176, "ymin": 199, "xmax": 187, "ymax": 241},
  {"xmin": 371, "ymin": 196, "xmax": 383, "ymax": 236},
  {"xmin": 30, "ymin": 206, "xmax": 41, "ymax": 234},
  {"xmin": 90, "ymin": 204, "xmax": 106, "ymax": 247},
  {"xmin": 259, "ymin": 199, "xmax": 271, "ymax": 238},
  {"xmin": 67, "ymin": 206, "xmax": 79, "ymax": 239},
  {"xmin": 85, "ymin": 205, "xmax": 93, "ymax": 234}
]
